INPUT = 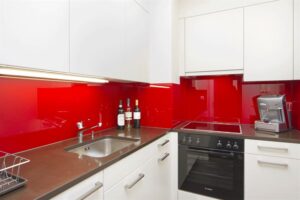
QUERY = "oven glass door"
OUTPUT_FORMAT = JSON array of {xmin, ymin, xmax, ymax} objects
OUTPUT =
[{"xmin": 179, "ymin": 145, "xmax": 243, "ymax": 200}]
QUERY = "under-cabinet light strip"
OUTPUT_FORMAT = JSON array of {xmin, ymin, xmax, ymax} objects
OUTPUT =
[
  {"xmin": 149, "ymin": 84, "xmax": 170, "ymax": 89},
  {"xmin": 0, "ymin": 67, "xmax": 109, "ymax": 83}
]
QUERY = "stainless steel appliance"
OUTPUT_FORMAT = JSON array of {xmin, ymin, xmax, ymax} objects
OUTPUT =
[
  {"xmin": 178, "ymin": 132, "xmax": 244, "ymax": 200},
  {"xmin": 255, "ymin": 95, "xmax": 291, "ymax": 133}
]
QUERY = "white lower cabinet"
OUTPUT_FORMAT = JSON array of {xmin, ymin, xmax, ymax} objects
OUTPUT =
[
  {"xmin": 245, "ymin": 139, "xmax": 300, "ymax": 200},
  {"xmin": 52, "ymin": 133, "xmax": 175, "ymax": 200},
  {"xmin": 51, "ymin": 171, "xmax": 104, "ymax": 200},
  {"xmin": 104, "ymin": 133, "xmax": 173, "ymax": 200},
  {"xmin": 104, "ymin": 156, "xmax": 157, "ymax": 200}
]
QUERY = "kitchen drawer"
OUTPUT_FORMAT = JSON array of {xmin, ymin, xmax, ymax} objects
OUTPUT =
[
  {"xmin": 103, "ymin": 138, "xmax": 157, "ymax": 191},
  {"xmin": 51, "ymin": 171, "xmax": 103, "ymax": 200},
  {"xmin": 245, "ymin": 139, "xmax": 300, "ymax": 160},
  {"xmin": 245, "ymin": 154, "xmax": 300, "ymax": 200}
]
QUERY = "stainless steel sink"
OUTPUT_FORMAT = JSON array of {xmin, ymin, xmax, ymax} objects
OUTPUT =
[{"xmin": 66, "ymin": 136, "xmax": 139, "ymax": 158}]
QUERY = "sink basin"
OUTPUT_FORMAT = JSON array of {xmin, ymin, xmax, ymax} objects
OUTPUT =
[{"xmin": 66, "ymin": 136, "xmax": 139, "ymax": 158}]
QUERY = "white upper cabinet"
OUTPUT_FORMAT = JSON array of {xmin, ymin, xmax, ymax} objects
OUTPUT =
[
  {"xmin": 244, "ymin": 0, "xmax": 294, "ymax": 81},
  {"xmin": 179, "ymin": 0, "xmax": 275, "ymax": 18},
  {"xmin": 0, "ymin": 0, "xmax": 69, "ymax": 72},
  {"xmin": 123, "ymin": 0, "xmax": 149, "ymax": 82},
  {"xmin": 184, "ymin": 8, "xmax": 243, "ymax": 74},
  {"xmin": 70, "ymin": 0, "xmax": 124, "ymax": 79},
  {"xmin": 70, "ymin": 0, "xmax": 149, "ymax": 82},
  {"xmin": 295, "ymin": 0, "xmax": 300, "ymax": 80}
]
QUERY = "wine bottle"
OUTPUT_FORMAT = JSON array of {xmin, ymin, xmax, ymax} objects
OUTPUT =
[
  {"xmin": 117, "ymin": 100, "xmax": 125, "ymax": 130},
  {"xmin": 125, "ymin": 98, "xmax": 132, "ymax": 129},
  {"xmin": 133, "ymin": 99, "xmax": 141, "ymax": 128}
]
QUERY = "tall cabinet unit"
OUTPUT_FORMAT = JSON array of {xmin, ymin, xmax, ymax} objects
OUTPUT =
[
  {"xmin": 0, "ymin": 0, "xmax": 69, "ymax": 72},
  {"xmin": 244, "ymin": 0, "xmax": 294, "ymax": 81},
  {"xmin": 295, "ymin": 0, "xmax": 300, "ymax": 79},
  {"xmin": 184, "ymin": 8, "xmax": 243, "ymax": 75}
]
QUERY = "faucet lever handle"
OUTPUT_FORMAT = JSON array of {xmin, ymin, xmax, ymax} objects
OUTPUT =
[{"xmin": 77, "ymin": 121, "xmax": 84, "ymax": 129}]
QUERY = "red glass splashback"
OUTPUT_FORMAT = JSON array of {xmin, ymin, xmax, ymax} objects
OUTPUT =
[
  {"xmin": 179, "ymin": 76, "xmax": 295, "ymax": 124},
  {"xmin": 0, "ymin": 78, "xmax": 178, "ymax": 153},
  {"xmin": 1, "ymin": 75, "xmax": 300, "ymax": 153}
]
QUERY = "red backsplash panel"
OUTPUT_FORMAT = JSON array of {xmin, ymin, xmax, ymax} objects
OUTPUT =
[
  {"xmin": 179, "ymin": 75, "xmax": 295, "ymax": 124},
  {"xmin": 0, "ymin": 78, "xmax": 177, "ymax": 153},
  {"xmin": 1, "ymin": 75, "xmax": 299, "ymax": 153}
]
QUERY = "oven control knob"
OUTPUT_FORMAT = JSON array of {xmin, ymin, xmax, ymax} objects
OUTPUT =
[
  {"xmin": 233, "ymin": 142, "xmax": 239, "ymax": 150},
  {"xmin": 196, "ymin": 138, "xmax": 200, "ymax": 144},
  {"xmin": 182, "ymin": 136, "xmax": 186, "ymax": 144},
  {"xmin": 217, "ymin": 140, "xmax": 222, "ymax": 148},
  {"xmin": 188, "ymin": 137, "xmax": 192, "ymax": 144},
  {"xmin": 226, "ymin": 141, "xmax": 232, "ymax": 149}
]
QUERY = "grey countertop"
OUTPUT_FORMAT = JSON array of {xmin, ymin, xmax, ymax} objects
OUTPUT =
[
  {"xmin": 1, "ymin": 127, "xmax": 169, "ymax": 200},
  {"xmin": 173, "ymin": 122, "xmax": 300, "ymax": 144},
  {"xmin": 3, "ymin": 122, "xmax": 300, "ymax": 200}
]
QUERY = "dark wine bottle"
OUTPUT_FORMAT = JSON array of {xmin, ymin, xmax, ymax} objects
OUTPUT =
[
  {"xmin": 117, "ymin": 100, "xmax": 125, "ymax": 130},
  {"xmin": 125, "ymin": 98, "xmax": 132, "ymax": 129},
  {"xmin": 133, "ymin": 99, "xmax": 141, "ymax": 128}
]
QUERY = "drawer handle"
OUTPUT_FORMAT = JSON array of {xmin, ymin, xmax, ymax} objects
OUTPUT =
[
  {"xmin": 125, "ymin": 173, "xmax": 145, "ymax": 190},
  {"xmin": 257, "ymin": 160, "xmax": 288, "ymax": 168},
  {"xmin": 77, "ymin": 181, "xmax": 103, "ymax": 200},
  {"xmin": 158, "ymin": 139, "xmax": 170, "ymax": 147},
  {"xmin": 257, "ymin": 145, "xmax": 288, "ymax": 153},
  {"xmin": 158, "ymin": 153, "xmax": 170, "ymax": 162}
]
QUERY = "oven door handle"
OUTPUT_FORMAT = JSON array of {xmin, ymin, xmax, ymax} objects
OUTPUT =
[{"xmin": 187, "ymin": 147, "xmax": 235, "ymax": 158}]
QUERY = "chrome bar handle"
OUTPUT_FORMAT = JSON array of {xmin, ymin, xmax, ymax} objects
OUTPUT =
[
  {"xmin": 158, "ymin": 153, "xmax": 170, "ymax": 162},
  {"xmin": 125, "ymin": 173, "xmax": 145, "ymax": 190},
  {"xmin": 77, "ymin": 181, "xmax": 103, "ymax": 200},
  {"xmin": 257, "ymin": 145, "xmax": 288, "ymax": 153},
  {"xmin": 158, "ymin": 139, "xmax": 170, "ymax": 147},
  {"xmin": 257, "ymin": 160, "xmax": 288, "ymax": 168}
]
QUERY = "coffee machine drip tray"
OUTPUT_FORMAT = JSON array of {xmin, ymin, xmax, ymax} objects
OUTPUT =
[{"xmin": 182, "ymin": 122, "xmax": 241, "ymax": 134}]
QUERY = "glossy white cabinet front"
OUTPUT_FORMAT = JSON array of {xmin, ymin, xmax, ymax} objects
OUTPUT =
[
  {"xmin": 184, "ymin": 8, "xmax": 243, "ymax": 75},
  {"xmin": 70, "ymin": 0, "xmax": 149, "ymax": 82},
  {"xmin": 51, "ymin": 171, "xmax": 104, "ymax": 200},
  {"xmin": 295, "ymin": 0, "xmax": 300, "ymax": 80},
  {"xmin": 0, "ymin": 0, "xmax": 69, "ymax": 72},
  {"xmin": 123, "ymin": 0, "xmax": 149, "ymax": 82},
  {"xmin": 245, "ymin": 139, "xmax": 300, "ymax": 200},
  {"xmin": 244, "ymin": 0, "xmax": 294, "ymax": 81},
  {"xmin": 70, "ymin": 0, "xmax": 124, "ymax": 80}
]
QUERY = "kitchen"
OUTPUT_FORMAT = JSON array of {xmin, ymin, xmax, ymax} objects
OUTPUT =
[{"xmin": 0, "ymin": 0, "xmax": 300, "ymax": 199}]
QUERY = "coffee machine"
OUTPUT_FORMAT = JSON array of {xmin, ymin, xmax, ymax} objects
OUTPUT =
[{"xmin": 254, "ymin": 95, "xmax": 292, "ymax": 133}]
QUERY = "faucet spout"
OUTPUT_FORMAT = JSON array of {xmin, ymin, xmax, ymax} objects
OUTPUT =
[{"xmin": 77, "ymin": 123, "xmax": 100, "ymax": 144}]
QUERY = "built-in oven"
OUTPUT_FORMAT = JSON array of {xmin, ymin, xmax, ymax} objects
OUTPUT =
[{"xmin": 178, "ymin": 133, "xmax": 244, "ymax": 200}]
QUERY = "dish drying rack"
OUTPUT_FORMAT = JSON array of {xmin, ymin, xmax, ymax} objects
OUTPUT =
[{"xmin": 0, "ymin": 151, "xmax": 30, "ymax": 196}]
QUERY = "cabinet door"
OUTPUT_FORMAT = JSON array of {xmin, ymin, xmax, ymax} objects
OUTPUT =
[
  {"xmin": 51, "ymin": 171, "xmax": 103, "ymax": 200},
  {"xmin": 184, "ymin": 8, "xmax": 243, "ymax": 74},
  {"xmin": 154, "ymin": 152, "xmax": 172, "ymax": 200},
  {"xmin": 123, "ymin": 0, "xmax": 149, "ymax": 82},
  {"xmin": 0, "ymin": 0, "xmax": 69, "ymax": 72},
  {"xmin": 295, "ymin": 0, "xmax": 300, "ymax": 79},
  {"xmin": 244, "ymin": 0, "xmax": 293, "ymax": 81},
  {"xmin": 104, "ymin": 157, "xmax": 156, "ymax": 200},
  {"xmin": 70, "ymin": 0, "xmax": 124, "ymax": 79},
  {"xmin": 245, "ymin": 154, "xmax": 300, "ymax": 200}
]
